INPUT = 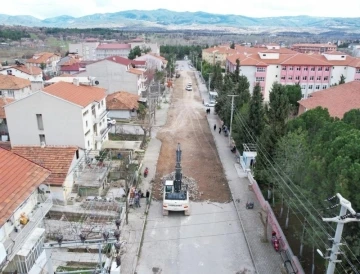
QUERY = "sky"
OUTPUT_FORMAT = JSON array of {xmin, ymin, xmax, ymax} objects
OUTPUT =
[{"xmin": 2, "ymin": 0, "xmax": 360, "ymax": 19}]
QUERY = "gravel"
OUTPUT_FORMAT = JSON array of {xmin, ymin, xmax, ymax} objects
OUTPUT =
[{"xmin": 158, "ymin": 172, "xmax": 200, "ymax": 201}]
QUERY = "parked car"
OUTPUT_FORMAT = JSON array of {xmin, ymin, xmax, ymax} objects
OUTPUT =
[
  {"xmin": 205, "ymin": 101, "xmax": 216, "ymax": 107},
  {"xmin": 107, "ymin": 118, "xmax": 116, "ymax": 125},
  {"xmin": 187, "ymin": 82, "xmax": 192, "ymax": 86},
  {"xmin": 86, "ymin": 196, "xmax": 103, "ymax": 201},
  {"xmin": 186, "ymin": 86, "xmax": 192, "ymax": 91}
]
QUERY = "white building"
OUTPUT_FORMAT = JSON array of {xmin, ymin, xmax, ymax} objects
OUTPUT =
[
  {"xmin": 26, "ymin": 52, "xmax": 60, "ymax": 77},
  {"xmin": 0, "ymin": 75, "xmax": 32, "ymax": 100},
  {"xmin": 69, "ymin": 42, "xmax": 99, "ymax": 61},
  {"xmin": 96, "ymin": 43, "xmax": 131, "ymax": 59},
  {"xmin": 130, "ymin": 42, "xmax": 160, "ymax": 56},
  {"xmin": 12, "ymin": 146, "xmax": 84, "ymax": 205},
  {"xmin": 0, "ymin": 147, "xmax": 52, "ymax": 274},
  {"xmin": 77, "ymin": 56, "xmax": 147, "ymax": 95},
  {"xmin": 0, "ymin": 65, "xmax": 43, "ymax": 91},
  {"xmin": 134, "ymin": 53, "xmax": 167, "ymax": 71},
  {"xmin": 5, "ymin": 80, "xmax": 109, "ymax": 150}
]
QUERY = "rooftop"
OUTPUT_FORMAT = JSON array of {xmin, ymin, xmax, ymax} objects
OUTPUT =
[
  {"xmin": 298, "ymin": 81, "xmax": 360, "ymax": 118},
  {"xmin": 26, "ymin": 52, "xmax": 59, "ymax": 64},
  {"xmin": 0, "ymin": 97, "xmax": 15, "ymax": 119},
  {"xmin": 9, "ymin": 64, "xmax": 42, "ymax": 75},
  {"xmin": 0, "ymin": 74, "xmax": 31, "ymax": 90},
  {"xmin": 106, "ymin": 91, "xmax": 139, "ymax": 110},
  {"xmin": 0, "ymin": 147, "xmax": 51, "ymax": 226},
  {"xmin": 42, "ymin": 81, "xmax": 106, "ymax": 107},
  {"xmin": 12, "ymin": 146, "xmax": 78, "ymax": 186}
]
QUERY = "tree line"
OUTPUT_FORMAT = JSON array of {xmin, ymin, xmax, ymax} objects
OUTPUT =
[
  {"xmin": 0, "ymin": 29, "xmax": 30, "ymax": 41},
  {"xmin": 201, "ymin": 59, "xmax": 359, "ymax": 272}
]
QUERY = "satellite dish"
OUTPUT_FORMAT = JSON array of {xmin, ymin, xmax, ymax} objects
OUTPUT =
[
  {"xmin": 38, "ymin": 184, "xmax": 49, "ymax": 193},
  {"xmin": 94, "ymin": 80, "xmax": 99, "ymax": 85}
]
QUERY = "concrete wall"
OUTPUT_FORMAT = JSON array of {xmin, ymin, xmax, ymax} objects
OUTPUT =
[
  {"xmin": 77, "ymin": 60, "xmax": 138, "ymax": 94},
  {"xmin": 108, "ymin": 110, "xmax": 132, "ymax": 119},
  {"xmin": 264, "ymin": 65, "xmax": 281, "ymax": 102},
  {"xmin": 5, "ymin": 92, "xmax": 86, "ymax": 148},
  {"xmin": 331, "ymin": 66, "xmax": 347, "ymax": 85}
]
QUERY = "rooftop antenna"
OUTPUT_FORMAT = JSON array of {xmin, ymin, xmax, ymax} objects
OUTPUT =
[{"xmin": 174, "ymin": 143, "xmax": 182, "ymax": 192}]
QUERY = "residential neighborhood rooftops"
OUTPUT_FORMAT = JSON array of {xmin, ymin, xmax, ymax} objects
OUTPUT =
[
  {"xmin": 12, "ymin": 146, "xmax": 78, "ymax": 186},
  {"xmin": 292, "ymin": 43, "xmax": 336, "ymax": 47},
  {"xmin": 97, "ymin": 43, "xmax": 131, "ymax": 50},
  {"xmin": 42, "ymin": 81, "xmax": 106, "ymax": 107},
  {"xmin": 9, "ymin": 64, "xmax": 42, "ymax": 75},
  {"xmin": 106, "ymin": 91, "xmax": 139, "ymax": 110},
  {"xmin": 0, "ymin": 147, "xmax": 51, "ymax": 226},
  {"xmin": 298, "ymin": 81, "xmax": 360, "ymax": 118},
  {"xmin": 0, "ymin": 75, "xmax": 31, "ymax": 90},
  {"xmin": 0, "ymin": 97, "xmax": 15, "ymax": 119},
  {"xmin": 26, "ymin": 52, "xmax": 59, "ymax": 64}
]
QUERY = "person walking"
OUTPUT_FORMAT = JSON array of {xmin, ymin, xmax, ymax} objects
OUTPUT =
[
  {"xmin": 146, "ymin": 190, "xmax": 150, "ymax": 205},
  {"xmin": 208, "ymin": 108, "xmax": 211, "ymax": 114},
  {"xmin": 134, "ymin": 192, "xmax": 141, "ymax": 208},
  {"xmin": 214, "ymin": 124, "xmax": 216, "ymax": 131}
]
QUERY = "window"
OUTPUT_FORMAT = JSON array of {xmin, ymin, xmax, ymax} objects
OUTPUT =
[
  {"xmin": 301, "ymin": 85, "xmax": 306, "ymax": 89},
  {"xmin": 302, "ymin": 76, "xmax": 307, "ymax": 80},
  {"xmin": 318, "ymin": 67, "xmax": 323, "ymax": 71},
  {"xmin": 295, "ymin": 76, "xmax": 300, "ymax": 80},
  {"xmin": 309, "ymin": 85, "xmax": 313, "ymax": 89},
  {"xmin": 281, "ymin": 76, "xmax": 286, "ymax": 80},
  {"xmin": 356, "ymin": 69, "xmax": 360, "ymax": 73},
  {"xmin": 256, "ymin": 77, "xmax": 265, "ymax": 82},
  {"xmin": 316, "ymin": 76, "xmax": 321, "ymax": 81},
  {"xmin": 98, "ymin": 104, "xmax": 100, "ymax": 109},
  {"xmin": 311, "ymin": 67, "xmax": 315, "ymax": 71},
  {"xmin": 88, "ymin": 141, "xmax": 90, "ymax": 147},
  {"xmin": 101, "ymin": 100, "xmax": 104, "ymax": 106},
  {"xmin": 282, "ymin": 67, "xmax": 286, "ymax": 71},
  {"xmin": 7, "ymin": 90, "xmax": 14, "ymax": 97},
  {"xmin": 83, "ymin": 110, "xmax": 89, "ymax": 116},
  {"xmin": 76, "ymin": 150, "xmax": 79, "ymax": 159},
  {"xmin": 262, "ymin": 54, "xmax": 266, "ymax": 57},
  {"xmin": 325, "ymin": 67, "xmax": 330, "ymax": 71},
  {"xmin": 303, "ymin": 67, "xmax": 308, "ymax": 71},
  {"xmin": 324, "ymin": 76, "xmax": 328, "ymax": 81},
  {"xmin": 39, "ymin": 134, "xmax": 46, "ymax": 144},
  {"xmin": 257, "ymin": 67, "xmax": 266, "ymax": 72},
  {"xmin": 289, "ymin": 67, "xmax": 293, "ymax": 71},
  {"xmin": 322, "ymin": 85, "xmax": 327, "ymax": 89},
  {"xmin": 288, "ymin": 76, "xmax": 293, "ymax": 80},
  {"xmin": 310, "ymin": 76, "xmax": 314, "ymax": 80},
  {"xmin": 86, "ymin": 120, "xmax": 88, "ymax": 127},
  {"xmin": 85, "ymin": 129, "xmax": 90, "ymax": 136},
  {"xmin": 7, "ymin": 70, "xmax": 12, "ymax": 75},
  {"xmin": 316, "ymin": 85, "xmax": 320, "ymax": 90},
  {"xmin": 36, "ymin": 114, "xmax": 44, "ymax": 130}
]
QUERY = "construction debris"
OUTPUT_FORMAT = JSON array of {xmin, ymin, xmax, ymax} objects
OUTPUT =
[{"xmin": 160, "ymin": 172, "xmax": 200, "ymax": 200}]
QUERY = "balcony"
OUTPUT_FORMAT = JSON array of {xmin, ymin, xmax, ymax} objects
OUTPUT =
[
  {"xmin": 92, "ymin": 110, "xmax": 108, "ymax": 124},
  {"xmin": 94, "ymin": 125, "xmax": 111, "ymax": 142},
  {"xmin": 3, "ymin": 195, "xmax": 52, "ymax": 263}
]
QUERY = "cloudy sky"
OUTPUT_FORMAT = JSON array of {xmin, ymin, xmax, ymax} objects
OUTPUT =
[{"xmin": 3, "ymin": 0, "xmax": 360, "ymax": 19}]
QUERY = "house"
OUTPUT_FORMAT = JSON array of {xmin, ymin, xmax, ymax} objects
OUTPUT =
[
  {"xmin": 225, "ymin": 46, "xmax": 360, "ymax": 102},
  {"xmin": 0, "ymin": 75, "xmax": 32, "ymax": 99},
  {"xmin": 291, "ymin": 43, "xmax": 337, "ymax": 53},
  {"xmin": 69, "ymin": 42, "xmax": 99, "ymax": 61},
  {"xmin": 0, "ymin": 65, "xmax": 43, "ymax": 91},
  {"xmin": 106, "ymin": 91, "xmax": 139, "ymax": 120},
  {"xmin": 0, "ymin": 97, "xmax": 15, "ymax": 141},
  {"xmin": 135, "ymin": 53, "xmax": 167, "ymax": 71},
  {"xmin": 76, "ymin": 56, "xmax": 148, "ymax": 95},
  {"xmin": 5, "ymin": 80, "xmax": 109, "ymax": 151},
  {"xmin": 12, "ymin": 146, "xmax": 83, "ymax": 205},
  {"xmin": 26, "ymin": 52, "xmax": 61, "ymax": 77},
  {"xmin": 96, "ymin": 43, "xmax": 131, "ymax": 59},
  {"xmin": 59, "ymin": 59, "xmax": 84, "ymax": 75},
  {"xmin": 0, "ymin": 147, "xmax": 52, "ymax": 274},
  {"xmin": 298, "ymin": 81, "xmax": 360, "ymax": 118}
]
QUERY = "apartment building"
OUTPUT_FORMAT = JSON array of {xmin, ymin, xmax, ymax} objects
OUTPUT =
[
  {"xmin": 226, "ymin": 46, "xmax": 360, "ymax": 102},
  {"xmin": 69, "ymin": 42, "xmax": 99, "ymax": 60},
  {"xmin": 5, "ymin": 80, "xmax": 109, "ymax": 150},
  {"xmin": 0, "ymin": 65, "xmax": 43, "ymax": 91},
  {"xmin": 291, "ymin": 43, "xmax": 337, "ymax": 53},
  {"xmin": 0, "ymin": 147, "xmax": 52, "ymax": 274},
  {"xmin": 96, "ymin": 43, "xmax": 131, "ymax": 59}
]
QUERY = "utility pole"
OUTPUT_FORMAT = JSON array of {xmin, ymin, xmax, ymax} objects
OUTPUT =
[
  {"xmin": 228, "ymin": 95, "xmax": 239, "ymax": 146},
  {"xmin": 208, "ymin": 73, "xmax": 213, "ymax": 92},
  {"xmin": 320, "ymin": 193, "xmax": 360, "ymax": 274}
]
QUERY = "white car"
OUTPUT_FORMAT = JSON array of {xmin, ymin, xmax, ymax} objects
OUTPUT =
[
  {"xmin": 205, "ymin": 101, "xmax": 216, "ymax": 107},
  {"xmin": 107, "ymin": 118, "xmax": 116, "ymax": 125},
  {"xmin": 185, "ymin": 86, "xmax": 192, "ymax": 91}
]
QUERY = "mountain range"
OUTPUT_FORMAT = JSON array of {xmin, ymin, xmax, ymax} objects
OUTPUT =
[{"xmin": 0, "ymin": 9, "xmax": 359, "ymax": 32}]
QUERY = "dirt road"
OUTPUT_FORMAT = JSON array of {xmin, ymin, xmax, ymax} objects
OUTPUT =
[{"xmin": 153, "ymin": 68, "xmax": 230, "ymax": 202}]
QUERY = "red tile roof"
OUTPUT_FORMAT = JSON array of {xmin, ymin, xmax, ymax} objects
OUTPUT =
[
  {"xmin": 11, "ymin": 65, "xmax": 42, "ymax": 75},
  {"xmin": 0, "ymin": 75, "xmax": 31, "ymax": 90},
  {"xmin": 60, "ymin": 63, "xmax": 81, "ymax": 72},
  {"xmin": 0, "ymin": 147, "xmax": 51, "ymax": 226},
  {"xmin": 0, "ymin": 97, "xmax": 15, "ymax": 119},
  {"xmin": 292, "ymin": 43, "xmax": 337, "ymax": 48},
  {"xmin": 43, "ymin": 81, "xmax": 106, "ymax": 107},
  {"xmin": 12, "ymin": 146, "xmax": 78, "ymax": 186},
  {"xmin": 298, "ymin": 81, "xmax": 360, "ymax": 118},
  {"xmin": 280, "ymin": 53, "xmax": 331, "ymax": 66},
  {"xmin": 26, "ymin": 52, "xmax": 59, "ymax": 64},
  {"xmin": 97, "ymin": 43, "xmax": 131, "ymax": 50},
  {"xmin": 128, "ymin": 68, "xmax": 144, "ymax": 75},
  {"xmin": 106, "ymin": 92, "xmax": 139, "ymax": 110},
  {"xmin": 0, "ymin": 141, "xmax": 11, "ymax": 151}
]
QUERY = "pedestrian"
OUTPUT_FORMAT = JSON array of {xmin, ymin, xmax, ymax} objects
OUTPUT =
[
  {"xmin": 219, "ymin": 127, "xmax": 222, "ymax": 134},
  {"xmin": 208, "ymin": 108, "xmax": 211, "ymax": 114},
  {"xmin": 146, "ymin": 190, "xmax": 150, "ymax": 205},
  {"xmin": 214, "ymin": 124, "xmax": 216, "ymax": 131},
  {"xmin": 134, "ymin": 192, "xmax": 141, "ymax": 208}
]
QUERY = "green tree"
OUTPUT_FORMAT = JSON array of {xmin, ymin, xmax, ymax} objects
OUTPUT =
[
  {"xmin": 210, "ymin": 62, "xmax": 223, "ymax": 91},
  {"xmin": 128, "ymin": 46, "xmax": 142, "ymax": 60},
  {"xmin": 285, "ymin": 84, "xmax": 302, "ymax": 115},
  {"xmin": 343, "ymin": 109, "xmax": 360, "ymax": 130},
  {"xmin": 40, "ymin": 63, "xmax": 46, "ymax": 70},
  {"xmin": 248, "ymin": 83, "xmax": 265, "ymax": 139},
  {"xmin": 235, "ymin": 75, "xmax": 250, "ymax": 109},
  {"xmin": 339, "ymin": 74, "xmax": 346, "ymax": 84},
  {"xmin": 233, "ymin": 59, "xmax": 240, "ymax": 83}
]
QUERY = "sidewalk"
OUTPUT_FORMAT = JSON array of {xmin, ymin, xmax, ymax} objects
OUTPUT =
[{"xmin": 195, "ymin": 72, "xmax": 284, "ymax": 273}]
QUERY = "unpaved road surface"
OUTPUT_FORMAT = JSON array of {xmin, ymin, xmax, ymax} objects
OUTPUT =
[{"xmin": 153, "ymin": 66, "xmax": 230, "ymax": 202}]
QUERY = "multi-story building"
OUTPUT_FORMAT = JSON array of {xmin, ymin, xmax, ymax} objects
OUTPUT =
[
  {"xmin": 0, "ymin": 75, "xmax": 32, "ymax": 100},
  {"xmin": 69, "ymin": 42, "xmax": 99, "ymax": 61},
  {"xmin": 202, "ymin": 45, "xmax": 238, "ymax": 67},
  {"xmin": 0, "ymin": 147, "xmax": 52, "ymax": 274},
  {"xmin": 135, "ymin": 53, "xmax": 167, "ymax": 71},
  {"xmin": 26, "ymin": 52, "xmax": 61, "ymax": 77},
  {"xmin": 96, "ymin": 43, "xmax": 131, "ymax": 59},
  {"xmin": 226, "ymin": 46, "xmax": 360, "ymax": 102},
  {"xmin": 291, "ymin": 43, "xmax": 337, "ymax": 53},
  {"xmin": 77, "ymin": 56, "xmax": 148, "ymax": 95},
  {"xmin": 0, "ymin": 64, "xmax": 43, "ymax": 91},
  {"xmin": 5, "ymin": 80, "xmax": 109, "ymax": 150}
]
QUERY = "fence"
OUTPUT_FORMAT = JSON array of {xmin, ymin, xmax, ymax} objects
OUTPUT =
[{"xmin": 248, "ymin": 172, "xmax": 304, "ymax": 274}]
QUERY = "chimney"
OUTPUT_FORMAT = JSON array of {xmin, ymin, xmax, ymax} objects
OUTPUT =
[
  {"xmin": 40, "ymin": 142, "xmax": 46, "ymax": 148},
  {"xmin": 73, "ymin": 77, "xmax": 79, "ymax": 86}
]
